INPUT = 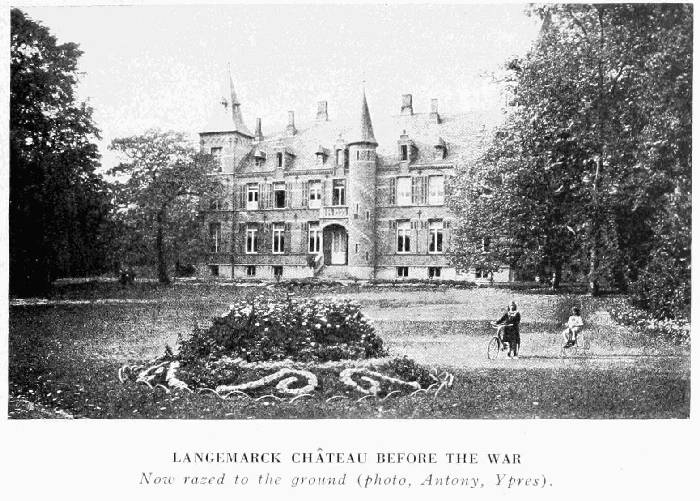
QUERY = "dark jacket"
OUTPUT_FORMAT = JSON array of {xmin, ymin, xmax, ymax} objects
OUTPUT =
[{"xmin": 496, "ymin": 311, "xmax": 521, "ymax": 343}]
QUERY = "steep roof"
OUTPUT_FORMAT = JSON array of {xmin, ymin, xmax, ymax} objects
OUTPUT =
[
  {"xmin": 202, "ymin": 69, "xmax": 252, "ymax": 136},
  {"xmin": 347, "ymin": 90, "xmax": 378, "ymax": 146}
]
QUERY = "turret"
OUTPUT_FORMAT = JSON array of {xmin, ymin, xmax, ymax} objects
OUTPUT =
[
  {"xmin": 346, "ymin": 89, "xmax": 378, "ymax": 279},
  {"xmin": 199, "ymin": 65, "xmax": 254, "ymax": 173}
]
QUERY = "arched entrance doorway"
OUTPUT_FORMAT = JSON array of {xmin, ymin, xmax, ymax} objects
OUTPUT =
[{"xmin": 322, "ymin": 224, "xmax": 347, "ymax": 265}]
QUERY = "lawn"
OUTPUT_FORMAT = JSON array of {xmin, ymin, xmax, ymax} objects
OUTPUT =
[{"xmin": 8, "ymin": 283, "xmax": 690, "ymax": 419}]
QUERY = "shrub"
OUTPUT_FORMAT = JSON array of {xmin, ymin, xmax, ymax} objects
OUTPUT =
[
  {"xmin": 385, "ymin": 356, "xmax": 436, "ymax": 388},
  {"xmin": 177, "ymin": 297, "xmax": 387, "ymax": 363}
]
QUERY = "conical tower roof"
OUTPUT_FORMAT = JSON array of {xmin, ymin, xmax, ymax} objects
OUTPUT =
[
  {"xmin": 202, "ymin": 66, "xmax": 252, "ymax": 136},
  {"xmin": 348, "ymin": 89, "xmax": 377, "ymax": 146}
]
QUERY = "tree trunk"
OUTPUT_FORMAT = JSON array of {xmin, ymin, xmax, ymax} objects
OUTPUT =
[
  {"xmin": 156, "ymin": 208, "xmax": 170, "ymax": 284},
  {"xmin": 588, "ymin": 243, "xmax": 599, "ymax": 296},
  {"xmin": 551, "ymin": 261, "xmax": 562, "ymax": 290}
]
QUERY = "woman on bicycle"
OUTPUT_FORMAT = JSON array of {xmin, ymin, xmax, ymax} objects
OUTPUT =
[{"xmin": 492, "ymin": 301, "xmax": 521, "ymax": 359}]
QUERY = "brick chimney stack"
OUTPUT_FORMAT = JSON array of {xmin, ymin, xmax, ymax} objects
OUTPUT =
[
  {"xmin": 401, "ymin": 94, "xmax": 413, "ymax": 115},
  {"xmin": 430, "ymin": 98, "xmax": 441, "ymax": 124},
  {"xmin": 316, "ymin": 100, "xmax": 328, "ymax": 121},
  {"xmin": 286, "ymin": 111, "xmax": 296, "ymax": 136}
]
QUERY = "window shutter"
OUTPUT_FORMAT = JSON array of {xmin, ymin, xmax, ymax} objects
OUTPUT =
[
  {"xmin": 421, "ymin": 176, "xmax": 428, "ymax": 205},
  {"xmin": 285, "ymin": 182, "xmax": 290, "ymax": 208},
  {"xmin": 411, "ymin": 177, "xmax": 419, "ymax": 205},
  {"xmin": 238, "ymin": 185, "xmax": 245, "ymax": 209},
  {"xmin": 389, "ymin": 177, "xmax": 396, "ymax": 205},
  {"xmin": 322, "ymin": 179, "xmax": 330, "ymax": 206},
  {"xmin": 301, "ymin": 181, "xmax": 308, "ymax": 208},
  {"xmin": 284, "ymin": 223, "xmax": 291, "ymax": 253}
]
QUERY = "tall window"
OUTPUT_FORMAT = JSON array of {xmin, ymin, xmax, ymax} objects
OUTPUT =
[
  {"xmin": 400, "ymin": 144, "xmax": 409, "ymax": 161},
  {"xmin": 397, "ymin": 177, "xmax": 411, "ymax": 206},
  {"xmin": 272, "ymin": 223, "xmax": 285, "ymax": 254},
  {"xmin": 429, "ymin": 221, "xmax": 444, "ymax": 254},
  {"xmin": 274, "ymin": 182, "xmax": 286, "ymax": 208},
  {"xmin": 276, "ymin": 152, "xmax": 283, "ymax": 168},
  {"xmin": 308, "ymin": 181, "xmax": 322, "ymax": 209},
  {"xmin": 210, "ymin": 147, "xmax": 222, "ymax": 171},
  {"xmin": 428, "ymin": 175, "xmax": 445, "ymax": 205},
  {"xmin": 209, "ymin": 222, "xmax": 221, "ymax": 253},
  {"xmin": 308, "ymin": 223, "xmax": 321, "ymax": 253},
  {"xmin": 246, "ymin": 184, "xmax": 259, "ymax": 210},
  {"xmin": 397, "ymin": 221, "xmax": 411, "ymax": 253},
  {"xmin": 245, "ymin": 226, "xmax": 258, "ymax": 254},
  {"xmin": 332, "ymin": 179, "xmax": 346, "ymax": 206}
]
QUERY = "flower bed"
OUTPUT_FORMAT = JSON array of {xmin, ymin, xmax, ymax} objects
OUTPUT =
[
  {"xmin": 607, "ymin": 297, "xmax": 690, "ymax": 346},
  {"xmin": 177, "ymin": 296, "xmax": 387, "ymax": 363},
  {"xmin": 119, "ymin": 298, "xmax": 454, "ymax": 401}
]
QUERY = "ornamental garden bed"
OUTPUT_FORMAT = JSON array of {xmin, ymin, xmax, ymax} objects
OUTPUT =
[{"xmin": 120, "ymin": 297, "xmax": 453, "ymax": 402}]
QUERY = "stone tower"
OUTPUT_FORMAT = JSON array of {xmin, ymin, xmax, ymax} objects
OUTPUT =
[
  {"xmin": 346, "ymin": 90, "xmax": 378, "ymax": 279},
  {"xmin": 199, "ymin": 67, "xmax": 254, "ymax": 174}
]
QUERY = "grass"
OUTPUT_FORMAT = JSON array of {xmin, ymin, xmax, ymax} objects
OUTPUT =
[{"xmin": 8, "ymin": 283, "xmax": 690, "ymax": 419}]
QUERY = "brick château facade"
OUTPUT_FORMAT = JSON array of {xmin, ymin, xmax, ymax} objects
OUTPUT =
[{"xmin": 198, "ymin": 74, "xmax": 513, "ymax": 282}]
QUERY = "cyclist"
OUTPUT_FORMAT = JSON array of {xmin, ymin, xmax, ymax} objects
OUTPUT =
[
  {"xmin": 492, "ymin": 301, "xmax": 521, "ymax": 359},
  {"xmin": 563, "ymin": 306, "xmax": 584, "ymax": 348}
]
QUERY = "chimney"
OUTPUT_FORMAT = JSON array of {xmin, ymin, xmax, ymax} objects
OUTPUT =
[
  {"xmin": 286, "ymin": 110, "xmax": 296, "ymax": 135},
  {"xmin": 316, "ymin": 100, "xmax": 328, "ymax": 121},
  {"xmin": 401, "ymin": 94, "xmax": 413, "ymax": 115},
  {"xmin": 254, "ymin": 118, "xmax": 263, "ymax": 141},
  {"xmin": 430, "ymin": 98, "xmax": 441, "ymax": 124}
]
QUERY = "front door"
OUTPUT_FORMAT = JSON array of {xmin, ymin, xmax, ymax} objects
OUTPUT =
[{"xmin": 330, "ymin": 228, "xmax": 347, "ymax": 265}]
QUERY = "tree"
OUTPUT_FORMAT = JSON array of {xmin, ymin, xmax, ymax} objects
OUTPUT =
[
  {"xmin": 108, "ymin": 130, "xmax": 222, "ymax": 284},
  {"xmin": 449, "ymin": 4, "xmax": 691, "ymax": 296},
  {"xmin": 10, "ymin": 8, "xmax": 112, "ymax": 295}
]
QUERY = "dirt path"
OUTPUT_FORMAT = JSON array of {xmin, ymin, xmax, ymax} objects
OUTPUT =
[{"xmin": 326, "ymin": 290, "xmax": 689, "ymax": 372}]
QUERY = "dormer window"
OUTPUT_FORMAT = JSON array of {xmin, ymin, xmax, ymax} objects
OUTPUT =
[
  {"xmin": 398, "ymin": 130, "xmax": 415, "ymax": 163},
  {"xmin": 316, "ymin": 145, "xmax": 329, "ymax": 166},
  {"xmin": 253, "ymin": 148, "xmax": 266, "ymax": 168},
  {"xmin": 434, "ymin": 137, "xmax": 447, "ymax": 160}
]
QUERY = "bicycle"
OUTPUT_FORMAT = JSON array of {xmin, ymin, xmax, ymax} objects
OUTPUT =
[
  {"xmin": 487, "ymin": 323, "xmax": 513, "ymax": 360},
  {"xmin": 560, "ymin": 328, "xmax": 591, "ymax": 357}
]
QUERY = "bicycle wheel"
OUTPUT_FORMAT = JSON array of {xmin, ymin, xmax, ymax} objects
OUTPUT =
[
  {"xmin": 488, "ymin": 337, "xmax": 502, "ymax": 360},
  {"xmin": 561, "ymin": 343, "xmax": 579, "ymax": 358}
]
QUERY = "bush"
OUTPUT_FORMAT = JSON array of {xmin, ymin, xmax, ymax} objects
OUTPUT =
[
  {"xmin": 177, "ymin": 297, "xmax": 387, "ymax": 363},
  {"xmin": 607, "ymin": 297, "xmax": 690, "ymax": 346},
  {"xmin": 385, "ymin": 356, "xmax": 436, "ymax": 388}
]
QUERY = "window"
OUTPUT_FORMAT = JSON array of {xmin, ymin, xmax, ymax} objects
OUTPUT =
[
  {"xmin": 246, "ymin": 265, "xmax": 256, "ymax": 277},
  {"xmin": 308, "ymin": 223, "xmax": 321, "ymax": 253},
  {"xmin": 397, "ymin": 221, "xmax": 411, "ymax": 253},
  {"xmin": 308, "ymin": 181, "xmax": 322, "ymax": 209},
  {"xmin": 255, "ymin": 157, "xmax": 265, "ymax": 168},
  {"xmin": 397, "ymin": 266, "xmax": 409, "ymax": 278},
  {"xmin": 272, "ymin": 223, "xmax": 285, "ymax": 254},
  {"xmin": 365, "ymin": 210, "xmax": 370, "ymax": 221},
  {"xmin": 246, "ymin": 184, "xmax": 259, "ymax": 210},
  {"xmin": 428, "ymin": 175, "xmax": 445, "ymax": 205},
  {"xmin": 429, "ymin": 221, "xmax": 444, "ymax": 254},
  {"xmin": 397, "ymin": 177, "xmax": 411, "ymax": 206},
  {"xmin": 336, "ymin": 149, "xmax": 342, "ymax": 166},
  {"xmin": 332, "ymin": 179, "xmax": 346, "ymax": 206},
  {"xmin": 428, "ymin": 267, "xmax": 442, "ymax": 279},
  {"xmin": 245, "ymin": 226, "xmax": 258, "ymax": 254},
  {"xmin": 355, "ymin": 243, "xmax": 359, "ymax": 253},
  {"xmin": 209, "ymin": 222, "xmax": 221, "ymax": 253},
  {"xmin": 274, "ymin": 183, "xmax": 286, "ymax": 208},
  {"xmin": 273, "ymin": 266, "xmax": 283, "ymax": 278},
  {"xmin": 475, "ymin": 268, "xmax": 490, "ymax": 279},
  {"xmin": 209, "ymin": 265, "xmax": 219, "ymax": 277},
  {"xmin": 276, "ymin": 152, "xmax": 284, "ymax": 168},
  {"xmin": 210, "ymin": 147, "xmax": 223, "ymax": 170},
  {"xmin": 400, "ymin": 144, "xmax": 409, "ymax": 161}
]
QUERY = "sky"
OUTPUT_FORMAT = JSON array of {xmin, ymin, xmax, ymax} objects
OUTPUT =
[{"xmin": 17, "ymin": 3, "xmax": 541, "ymax": 170}]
